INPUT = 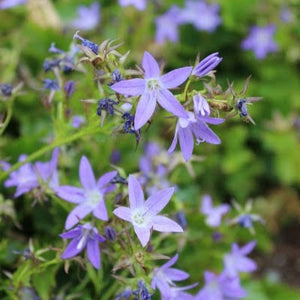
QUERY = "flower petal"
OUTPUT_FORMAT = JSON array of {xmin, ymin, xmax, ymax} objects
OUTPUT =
[
  {"xmin": 93, "ymin": 200, "xmax": 108, "ymax": 221},
  {"xmin": 128, "ymin": 175, "xmax": 144, "ymax": 209},
  {"xmin": 161, "ymin": 253, "xmax": 178, "ymax": 269},
  {"xmin": 168, "ymin": 124, "xmax": 179, "ymax": 154},
  {"xmin": 60, "ymin": 227, "xmax": 81, "ymax": 239},
  {"xmin": 199, "ymin": 116, "xmax": 225, "ymax": 125},
  {"xmin": 87, "ymin": 239, "xmax": 100, "ymax": 269},
  {"xmin": 61, "ymin": 238, "xmax": 83, "ymax": 259},
  {"xmin": 134, "ymin": 92, "xmax": 157, "ymax": 130},
  {"xmin": 65, "ymin": 204, "xmax": 93, "ymax": 230},
  {"xmin": 110, "ymin": 78, "xmax": 145, "ymax": 96},
  {"xmin": 142, "ymin": 51, "xmax": 160, "ymax": 78},
  {"xmin": 165, "ymin": 268, "xmax": 190, "ymax": 281},
  {"xmin": 192, "ymin": 121, "xmax": 221, "ymax": 144},
  {"xmin": 134, "ymin": 226, "xmax": 151, "ymax": 247},
  {"xmin": 201, "ymin": 194, "xmax": 213, "ymax": 214},
  {"xmin": 113, "ymin": 206, "xmax": 132, "ymax": 222},
  {"xmin": 152, "ymin": 215, "xmax": 183, "ymax": 232},
  {"xmin": 79, "ymin": 156, "xmax": 96, "ymax": 190},
  {"xmin": 158, "ymin": 89, "xmax": 188, "ymax": 118},
  {"xmin": 240, "ymin": 241, "xmax": 256, "ymax": 255},
  {"xmin": 97, "ymin": 170, "xmax": 118, "ymax": 188},
  {"xmin": 178, "ymin": 126, "xmax": 194, "ymax": 161},
  {"xmin": 55, "ymin": 186, "xmax": 85, "ymax": 203},
  {"xmin": 161, "ymin": 66, "xmax": 192, "ymax": 89},
  {"xmin": 144, "ymin": 187, "xmax": 174, "ymax": 216}
]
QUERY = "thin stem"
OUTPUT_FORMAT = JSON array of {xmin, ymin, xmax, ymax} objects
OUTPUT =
[{"xmin": 0, "ymin": 98, "xmax": 15, "ymax": 136}]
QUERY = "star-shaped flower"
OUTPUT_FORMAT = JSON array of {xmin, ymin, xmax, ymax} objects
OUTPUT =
[
  {"xmin": 72, "ymin": 2, "xmax": 100, "ymax": 31},
  {"xmin": 110, "ymin": 51, "xmax": 191, "ymax": 130},
  {"xmin": 224, "ymin": 241, "xmax": 257, "ymax": 277},
  {"xmin": 60, "ymin": 223, "xmax": 105, "ymax": 269},
  {"xmin": 113, "ymin": 175, "xmax": 183, "ymax": 247},
  {"xmin": 56, "ymin": 156, "xmax": 117, "ymax": 229},
  {"xmin": 200, "ymin": 194, "xmax": 230, "ymax": 227}
]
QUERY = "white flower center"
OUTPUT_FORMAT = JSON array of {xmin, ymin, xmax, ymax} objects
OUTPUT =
[
  {"xmin": 85, "ymin": 189, "xmax": 103, "ymax": 207},
  {"xmin": 146, "ymin": 78, "xmax": 161, "ymax": 91},
  {"xmin": 132, "ymin": 208, "xmax": 149, "ymax": 227},
  {"xmin": 179, "ymin": 112, "xmax": 196, "ymax": 128}
]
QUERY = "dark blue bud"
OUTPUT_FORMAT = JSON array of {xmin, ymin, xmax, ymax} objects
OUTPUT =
[
  {"xmin": 43, "ymin": 59, "xmax": 60, "ymax": 72},
  {"xmin": 212, "ymin": 231, "xmax": 223, "ymax": 242},
  {"xmin": 42, "ymin": 79, "xmax": 60, "ymax": 91},
  {"xmin": 49, "ymin": 42, "xmax": 65, "ymax": 54},
  {"xmin": 110, "ymin": 174, "xmax": 128, "ymax": 185},
  {"xmin": 104, "ymin": 226, "xmax": 117, "ymax": 241},
  {"xmin": 74, "ymin": 31, "xmax": 99, "ymax": 55},
  {"xmin": 175, "ymin": 211, "xmax": 187, "ymax": 229},
  {"xmin": 64, "ymin": 81, "xmax": 75, "ymax": 98},
  {"xmin": 236, "ymin": 99, "xmax": 248, "ymax": 117},
  {"xmin": 112, "ymin": 69, "xmax": 123, "ymax": 83},
  {"xmin": 110, "ymin": 149, "xmax": 121, "ymax": 165},
  {"xmin": 0, "ymin": 83, "xmax": 13, "ymax": 96},
  {"xmin": 133, "ymin": 281, "xmax": 152, "ymax": 300},
  {"xmin": 61, "ymin": 56, "xmax": 74, "ymax": 74},
  {"xmin": 122, "ymin": 113, "xmax": 141, "ymax": 141},
  {"xmin": 97, "ymin": 98, "xmax": 118, "ymax": 116},
  {"xmin": 238, "ymin": 214, "xmax": 253, "ymax": 228}
]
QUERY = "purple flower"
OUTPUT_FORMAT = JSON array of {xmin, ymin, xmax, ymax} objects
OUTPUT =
[
  {"xmin": 168, "ymin": 94, "xmax": 224, "ymax": 161},
  {"xmin": 118, "ymin": 0, "xmax": 147, "ymax": 11},
  {"xmin": 111, "ymin": 51, "xmax": 191, "ymax": 130},
  {"xmin": 151, "ymin": 254, "xmax": 190, "ymax": 299},
  {"xmin": 224, "ymin": 241, "xmax": 257, "ymax": 277},
  {"xmin": 72, "ymin": 2, "xmax": 100, "ymax": 31},
  {"xmin": 200, "ymin": 194, "xmax": 230, "ymax": 227},
  {"xmin": 0, "ymin": 0, "xmax": 27, "ymax": 9},
  {"xmin": 60, "ymin": 223, "xmax": 105, "ymax": 269},
  {"xmin": 241, "ymin": 25, "xmax": 278, "ymax": 60},
  {"xmin": 280, "ymin": 7, "xmax": 292, "ymax": 23},
  {"xmin": 155, "ymin": 6, "xmax": 182, "ymax": 44},
  {"xmin": 192, "ymin": 52, "xmax": 222, "ymax": 78},
  {"xmin": 180, "ymin": 0, "xmax": 221, "ymax": 32},
  {"xmin": 56, "ymin": 156, "xmax": 117, "ymax": 229},
  {"xmin": 71, "ymin": 115, "xmax": 85, "ymax": 128},
  {"xmin": 195, "ymin": 271, "xmax": 247, "ymax": 300},
  {"xmin": 113, "ymin": 175, "xmax": 183, "ymax": 247},
  {"xmin": 166, "ymin": 284, "xmax": 198, "ymax": 300}
]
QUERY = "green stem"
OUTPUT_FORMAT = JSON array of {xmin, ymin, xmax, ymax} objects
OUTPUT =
[
  {"xmin": 0, "ymin": 98, "xmax": 15, "ymax": 136},
  {"xmin": 0, "ymin": 125, "xmax": 106, "ymax": 181}
]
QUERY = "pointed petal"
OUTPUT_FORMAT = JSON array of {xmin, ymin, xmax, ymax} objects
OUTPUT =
[
  {"xmin": 93, "ymin": 200, "xmax": 108, "ymax": 221},
  {"xmin": 97, "ymin": 170, "xmax": 117, "ymax": 188},
  {"xmin": 55, "ymin": 186, "xmax": 85, "ymax": 203},
  {"xmin": 134, "ymin": 226, "xmax": 151, "ymax": 247},
  {"xmin": 161, "ymin": 67, "xmax": 192, "ymax": 89},
  {"xmin": 65, "ymin": 204, "xmax": 93, "ymax": 230},
  {"xmin": 79, "ymin": 156, "xmax": 96, "ymax": 190},
  {"xmin": 161, "ymin": 253, "xmax": 178, "ymax": 269},
  {"xmin": 165, "ymin": 268, "xmax": 190, "ymax": 281},
  {"xmin": 178, "ymin": 127, "xmax": 194, "ymax": 161},
  {"xmin": 142, "ymin": 51, "xmax": 160, "ymax": 78},
  {"xmin": 113, "ymin": 206, "xmax": 132, "ymax": 222},
  {"xmin": 240, "ymin": 241, "xmax": 256, "ymax": 255},
  {"xmin": 168, "ymin": 124, "xmax": 179, "ymax": 154},
  {"xmin": 128, "ymin": 175, "xmax": 144, "ymax": 209},
  {"xmin": 134, "ymin": 92, "xmax": 157, "ymax": 130},
  {"xmin": 152, "ymin": 216, "xmax": 183, "ymax": 233},
  {"xmin": 87, "ymin": 239, "xmax": 100, "ymax": 269},
  {"xmin": 158, "ymin": 89, "xmax": 188, "ymax": 118},
  {"xmin": 193, "ymin": 121, "xmax": 221, "ymax": 144},
  {"xmin": 201, "ymin": 194, "xmax": 213, "ymax": 214},
  {"xmin": 144, "ymin": 187, "xmax": 174, "ymax": 216},
  {"xmin": 60, "ymin": 227, "xmax": 81, "ymax": 239},
  {"xmin": 61, "ymin": 239, "xmax": 83, "ymax": 259},
  {"xmin": 199, "ymin": 116, "xmax": 225, "ymax": 125},
  {"xmin": 110, "ymin": 78, "xmax": 145, "ymax": 96}
]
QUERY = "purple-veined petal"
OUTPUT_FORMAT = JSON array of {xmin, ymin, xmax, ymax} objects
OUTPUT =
[
  {"xmin": 161, "ymin": 66, "xmax": 192, "ymax": 89},
  {"xmin": 158, "ymin": 89, "xmax": 188, "ymax": 118},
  {"xmin": 61, "ymin": 238, "xmax": 83, "ymax": 259},
  {"xmin": 97, "ymin": 170, "xmax": 118, "ymax": 188},
  {"xmin": 193, "ymin": 121, "xmax": 221, "ymax": 144},
  {"xmin": 113, "ymin": 206, "xmax": 132, "ymax": 222},
  {"xmin": 65, "ymin": 204, "xmax": 93, "ymax": 230},
  {"xmin": 165, "ymin": 268, "xmax": 190, "ymax": 281},
  {"xmin": 142, "ymin": 51, "xmax": 160, "ymax": 78},
  {"xmin": 87, "ymin": 239, "xmax": 100, "ymax": 269},
  {"xmin": 79, "ymin": 156, "xmax": 96, "ymax": 190},
  {"xmin": 110, "ymin": 78, "xmax": 145, "ymax": 96},
  {"xmin": 93, "ymin": 200, "xmax": 108, "ymax": 221},
  {"xmin": 134, "ymin": 92, "xmax": 157, "ymax": 130},
  {"xmin": 152, "ymin": 215, "xmax": 183, "ymax": 232},
  {"xmin": 60, "ymin": 227, "xmax": 81, "ymax": 239},
  {"xmin": 134, "ymin": 226, "xmax": 151, "ymax": 247},
  {"xmin": 144, "ymin": 187, "xmax": 174, "ymax": 216},
  {"xmin": 178, "ymin": 126, "xmax": 194, "ymax": 161},
  {"xmin": 168, "ymin": 124, "xmax": 179, "ymax": 154},
  {"xmin": 55, "ymin": 186, "xmax": 85, "ymax": 203},
  {"xmin": 128, "ymin": 175, "xmax": 144, "ymax": 209}
]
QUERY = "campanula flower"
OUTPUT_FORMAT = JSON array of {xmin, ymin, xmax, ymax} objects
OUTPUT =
[
  {"xmin": 166, "ymin": 284, "xmax": 198, "ymax": 300},
  {"xmin": 73, "ymin": 31, "xmax": 99, "ymax": 55},
  {"xmin": 132, "ymin": 281, "xmax": 152, "ymax": 300},
  {"xmin": 56, "ymin": 156, "xmax": 117, "ymax": 229},
  {"xmin": 72, "ymin": 2, "xmax": 100, "ymax": 31},
  {"xmin": 168, "ymin": 94, "xmax": 224, "ymax": 161},
  {"xmin": 180, "ymin": 0, "xmax": 221, "ymax": 32},
  {"xmin": 192, "ymin": 52, "xmax": 222, "ymax": 78},
  {"xmin": 0, "ymin": 0, "xmax": 27, "ymax": 9},
  {"xmin": 118, "ymin": 0, "xmax": 147, "ymax": 11},
  {"xmin": 0, "ymin": 84, "xmax": 13, "ymax": 96},
  {"xmin": 241, "ymin": 25, "xmax": 278, "ymax": 59},
  {"xmin": 42, "ymin": 79, "xmax": 60, "ymax": 91},
  {"xmin": 111, "ymin": 51, "xmax": 191, "ymax": 130},
  {"xmin": 155, "ymin": 5, "xmax": 182, "ymax": 44},
  {"xmin": 60, "ymin": 223, "xmax": 105, "ymax": 269},
  {"xmin": 113, "ymin": 175, "xmax": 183, "ymax": 247},
  {"xmin": 151, "ymin": 254, "xmax": 190, "ymax": 299},
  {"xmin": 71, "ymin": 115, "xmax": 85, "ymax": 128},
  {"xmin": 195, "ymin": 271, "xmax": 247, "ymax": 300},
  {"xmin": 200, "ymin": 194, "xmax": 230, "ymax": 227},
  {"xmin": 224, "ymin": 241, "xmax": 257, "ymax": 277}
]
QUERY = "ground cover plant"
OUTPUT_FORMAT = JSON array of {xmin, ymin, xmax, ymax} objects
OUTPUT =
[{"xmin": 0, "ymin": 1, "xmax": 300, "ymax": 299}]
